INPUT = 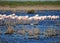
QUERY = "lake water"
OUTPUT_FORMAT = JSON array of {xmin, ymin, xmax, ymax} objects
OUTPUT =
[{"xmin": 0, "ymin": 10, "xmax": 60, "ymax": 43}]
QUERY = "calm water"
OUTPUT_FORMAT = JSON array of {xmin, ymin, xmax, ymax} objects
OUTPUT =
[{"xmin": 0, "ymin": 10, "xmax": 60, "ymax": 43}]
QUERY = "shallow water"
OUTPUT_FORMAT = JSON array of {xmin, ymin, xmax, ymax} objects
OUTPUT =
[{"xmin": 0, "ymin": 10, "xmax": 60, "ymax": 43}]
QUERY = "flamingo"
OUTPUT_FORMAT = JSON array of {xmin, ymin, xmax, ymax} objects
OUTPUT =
[
  {"xmin": 5, "ymin": 15, "xmax": 10, "ymax": 19},
  {"xmin": 38, "ymin": 16, "xmax": 42, "ymax": 20},
  {"xmin": 0, "ymin": 14, "xmax": 3, "ymax": 20},
  {"xmin": 22, "ymin": 15, "xmax": 29, "ymax": 20},
  {"xmin": 48, "ymin": 15, "xmax": 59, "ymax": 20},
  {"xmin": 33, "ymin": 14, "xmax": 39, "ymax": 20},
  {"xmin": 51, "ymin": 15, "xmax": 55, "ymax": 20},
  {"xmin": 20, "ymin": 15, "xmax": 29, "ymax": 24},
  {"xmin": 2, "ymin": 14, "xmax": 6, "ymax": 18},
  {"xmin": 29, "ymin": 14, "xmax": 39, "ymax": 25},
  {"xmin": 8, "ymin": 14, "xmax": 16, "ymax": 19},
  {"xmin": 41, "ymin": 16, "xmax": 45, "ymax": 20},
  {"xmin": 17, "ymin": 16, "xmax": 23, "ymax": 24},
  {"xmin": 0, "ymin": 14, "xmax": 4, "ymax": 25},
  {"xmin": 35, "ymin": 14, "xmax": 39, "ymax": 17},
  {"xmin": 17, "ymin": 16, "xmax": 22, "ymax": 20},
  {"xmin": 12, "ymin": 13, "xmax": 15, "ymax": 16},
  {"xmin": 47, "ymin": 15, "xmax": 52, "ymax": 19},
  {"xmin": 55, "ymin": 16, "xmax": 59, "ymax": 19}
]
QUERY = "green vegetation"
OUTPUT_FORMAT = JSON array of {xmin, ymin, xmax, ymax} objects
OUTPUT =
[{"xmin": 0, "ymin": 1, "xmax": 60, "ymax": 7}]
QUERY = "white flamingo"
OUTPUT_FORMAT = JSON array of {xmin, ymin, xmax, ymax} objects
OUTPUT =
[
  {"xmin": 51, "ymin": 15, "xmax": 59, "ymax": 19},
  {"xmin": 33, "ymin": 14, "xmax": 39, "ymax": 20},
  {"xmin": 22, "ymin": 15, "xmax": 29, "ymax": 24},
  {"xmin": 0, "ymin": 14, "xmax": 3, "ymax": 20},
  {"xmin": 2, "ymin": 14, "xmax": 6, "ymax": 18},
  {"xmin": 47, "ymin": 15, "xmax": 52, "ymax": 19}
]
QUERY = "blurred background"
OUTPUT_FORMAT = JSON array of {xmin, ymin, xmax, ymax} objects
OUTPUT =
[{"xmin": 0, "ymin": 0, "xmax": 60, "ymax": 1}]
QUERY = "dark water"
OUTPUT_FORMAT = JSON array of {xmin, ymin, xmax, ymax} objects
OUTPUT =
[{"xmin": 0, "ymin": 10, "xmax": 60, "ymax": 43}]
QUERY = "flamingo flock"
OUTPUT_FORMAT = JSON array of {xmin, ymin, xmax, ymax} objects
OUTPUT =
[
  {"xmin": 0, "ymin": 13, "xmax": 59, "ymax": 25},
  {"xmin": 0, "ymin": 13, "xmax": 60, "ymax": 39}
]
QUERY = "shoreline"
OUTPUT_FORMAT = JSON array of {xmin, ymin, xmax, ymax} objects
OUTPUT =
[{"xmin": 0, "ymin": 6, "xmax": 60, "ymax": 11}]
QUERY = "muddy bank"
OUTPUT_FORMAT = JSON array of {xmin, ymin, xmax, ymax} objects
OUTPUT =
[{"xmin": 0, "ymin": 6, "xmax": 60, "ymax": 11}]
